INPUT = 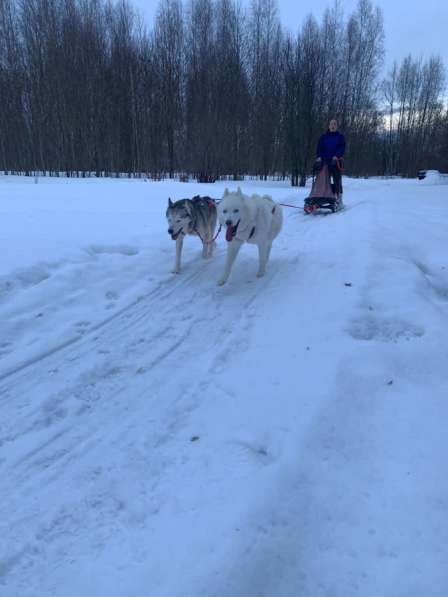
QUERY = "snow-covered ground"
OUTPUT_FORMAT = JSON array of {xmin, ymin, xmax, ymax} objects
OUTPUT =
[{"xmin": 1, "ymin": 174, "xmax": 447, "ymax": 597}]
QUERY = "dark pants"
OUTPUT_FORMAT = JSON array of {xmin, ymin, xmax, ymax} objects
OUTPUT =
[
  {"xmin": 328, "ymin": 161, "xmax": 342, "ymax": 195},
  {"xmin": 313, "ymin": 159, "xmax": 343, "ymax": 196}
]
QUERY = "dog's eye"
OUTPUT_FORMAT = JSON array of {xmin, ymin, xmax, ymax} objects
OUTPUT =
[
  {"xmin": 223, "ymin": 209, "xmax": 227, "ymax": 214},
  {"xmin": 177, "ymin": 219, "xmax": 181, "ymax": 223},
  {"xmin": 233, "ymin": 209, "xmax": 239, "ymax": 213}
]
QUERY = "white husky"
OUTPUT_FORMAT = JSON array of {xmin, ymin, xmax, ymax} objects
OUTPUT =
[{"xmin": 217, "ymin": 188, "xmax": 283, "ymax": 285}]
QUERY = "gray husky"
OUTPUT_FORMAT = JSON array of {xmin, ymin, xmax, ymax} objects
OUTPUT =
[{"xmin": 166, "ymin": 196, "xmax": 218, "ymax": 273}]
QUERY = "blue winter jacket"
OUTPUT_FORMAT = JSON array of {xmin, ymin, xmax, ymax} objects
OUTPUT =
[{"xmin": 316, "ymin": 131, "xmax": 346, "ymax": 164}]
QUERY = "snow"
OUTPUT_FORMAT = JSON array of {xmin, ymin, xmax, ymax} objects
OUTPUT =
[
  {"xmin": 1, "ymin": 174, "xmax": 448, "ymax": 597},
  {"xmin": 418, "ymin": 170, "xmax": 447, "ymax": 185}
]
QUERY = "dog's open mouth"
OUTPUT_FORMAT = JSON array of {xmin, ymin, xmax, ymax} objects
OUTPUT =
[
  {"xmin": 225, "ymin": 221, "xmax": 240, "ymax": 242},
  {"xmin": 171, "ymin": 229, "xmax": 183, "ymax": 240}
]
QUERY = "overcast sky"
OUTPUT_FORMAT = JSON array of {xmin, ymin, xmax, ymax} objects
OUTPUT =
[{"xmin": 133, "ymin": 0, "xmax": 448, "ymax": 72}]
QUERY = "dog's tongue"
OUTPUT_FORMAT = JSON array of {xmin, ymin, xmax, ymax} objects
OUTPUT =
[{"xmin": 226, "ymin": 224, "xmax": 234, "ymax": 242}]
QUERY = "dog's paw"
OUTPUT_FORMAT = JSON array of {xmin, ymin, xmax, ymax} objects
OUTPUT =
[
  {"xmin": 171, "ymin": 269, "xmax": 180, "ymax": 274},
  {"xmin": 256, "ymin": 271, "xmax": 265, "ymax": 278},
  {"xmin": 217, "ymin": 278, "xmax": 227, "ymax": 286}
]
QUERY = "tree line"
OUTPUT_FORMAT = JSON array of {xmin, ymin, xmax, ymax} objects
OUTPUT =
[
  {"xmin": 0, "ymin": 0, "xmax": 446, "ymax": 182},
  {"xmin": 382, "ymin": 55, "xmax": 446, "ymax": 177}
]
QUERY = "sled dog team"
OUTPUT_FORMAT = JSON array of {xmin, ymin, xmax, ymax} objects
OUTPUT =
[
  {"xmin": 166, "ymin": 120, "xmax": 345, "ymax": 284},
  {"xmin": 166, "ymin": 188, "xmax": 283, "ymax": 286}
]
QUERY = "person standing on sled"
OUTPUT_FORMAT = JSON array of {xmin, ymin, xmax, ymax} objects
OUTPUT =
[{"xmin": 315, "ymin": 119, "xmax": 345, "ymax": 197}]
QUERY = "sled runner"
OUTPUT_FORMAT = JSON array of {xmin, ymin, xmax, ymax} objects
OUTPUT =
[{"xmin": 304, "ymin": 161, "xmax": 344, "ymax": 214}]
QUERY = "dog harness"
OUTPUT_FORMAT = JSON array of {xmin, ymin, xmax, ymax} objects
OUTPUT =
[{"xmin": 230, "ymin": 204, "xmax": 277, "ymax": 242}]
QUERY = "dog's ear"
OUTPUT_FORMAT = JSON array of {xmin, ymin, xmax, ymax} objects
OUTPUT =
[
  {"xmin": 223, "ymin": 188, "xmax": 229, "ymax": 197},
  {"xmin": 168, "ymin": 197, "xmax": 174, "ymax": 207}
]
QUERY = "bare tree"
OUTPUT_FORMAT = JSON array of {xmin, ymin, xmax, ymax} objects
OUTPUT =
[
  {"xmin": 382, "ymin": 55, "xmax": 446, "ymax": 176},
  {"xmin": 213, "ymin": 0, "xmax": 249, "ymax": 179},
  {"xmin": 184, "ymin": 0, "xmax": 218, "ymax": 180},
  {"xmin": 0, "ymin": 0, "xmax": 445, "ymax": 180},
  {"xmin": 247, "ymin": 0, "xmax": 282, "ymax": 179},
  {"xmin": 153, "ymin": 0, "xmax": 183, "ymax": 177}
]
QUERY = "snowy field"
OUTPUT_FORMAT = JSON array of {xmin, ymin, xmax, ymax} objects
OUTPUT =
[{"xmin": 1, "ymin": 174, "xmax": 448, "ymax": 597}]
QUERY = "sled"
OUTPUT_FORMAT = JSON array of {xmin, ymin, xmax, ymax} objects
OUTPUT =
[{"xmin": 304, "ymin": 163, "xmax": 343, "ymax": 214}]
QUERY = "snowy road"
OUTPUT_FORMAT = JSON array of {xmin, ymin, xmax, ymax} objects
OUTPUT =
[{"xmin": 1, "ymin": 176, "xmax": 447, "ymax": 596}]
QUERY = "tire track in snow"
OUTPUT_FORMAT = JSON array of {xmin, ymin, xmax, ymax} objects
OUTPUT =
[
  {"xmin": 0, "ymin": 254, "xmax": 218, "ymax": 385},
  {"xmin": 0, "ymin": 191, "xmax": 364, "ymax": 595}
]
